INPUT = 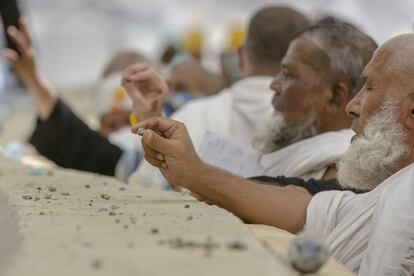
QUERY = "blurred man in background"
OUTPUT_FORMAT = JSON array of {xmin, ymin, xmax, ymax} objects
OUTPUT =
[{"xmin": 163, "ymin": 54, "xmax": 225, "ymax": 116}]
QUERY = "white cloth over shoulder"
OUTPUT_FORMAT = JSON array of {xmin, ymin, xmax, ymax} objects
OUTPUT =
[
  {"xmin": 259, "ymin": 129, "xmax": 354, "ymax": 179},
  {"xmin": 305, "ymin": 162, "xmax": 414, "ymax": 275},
  {"xmin": 359, "ymin": 163, "xmax": 414, "ymax": 275},
  {"xmin": 128, "ymin": 77, "xmax": 274, "ymax": 189},
  {"xmin": 196, "ymin": 129, "xmax": 353, "ymax": 179}
]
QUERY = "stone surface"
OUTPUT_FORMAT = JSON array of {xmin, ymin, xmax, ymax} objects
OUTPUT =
[
  {"xmin": 249, "ymin": 225, "xmax": 354, "ymax": 276},
  {"xmin": 0, "ymin": 156, "xmax": 296, "ymax": 276}
]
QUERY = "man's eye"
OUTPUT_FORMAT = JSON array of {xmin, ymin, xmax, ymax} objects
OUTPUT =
[{"xmin": 364, "ymin": 83, "xmax": 373, "ymax": 92}]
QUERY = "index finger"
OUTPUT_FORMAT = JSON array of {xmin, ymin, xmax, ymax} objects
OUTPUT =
[
  {"xmin": 132, "ymin": 117, "xmax": 179, "ymax": 137},
  {"xmin": 123, "ymin": 82, "xmax": 153, "ymax": 111},
  {"xmin": 19, "ymin": 17, "xmax": 32, "ymax": 46},
  {"xmin": 6, "ymin": 26, "xmax": 28, "ymax": 56},
  {"xmin": 122, "ymin": 63, "xmax": 150, "ymax": 81}
]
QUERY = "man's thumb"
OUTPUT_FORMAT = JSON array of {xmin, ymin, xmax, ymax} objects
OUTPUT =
[{"xmin": 142, "ymin": 130, "xmax": 170, "ymax": 154}]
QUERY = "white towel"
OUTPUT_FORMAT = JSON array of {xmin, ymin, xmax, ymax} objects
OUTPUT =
[{"xmin": 259, "ymin": 129, "xmax": 354, "ymax": 179}]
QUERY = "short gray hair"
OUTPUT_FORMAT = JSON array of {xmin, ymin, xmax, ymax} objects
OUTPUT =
[{"xmin": 296, "ymin": 22, "xmax": 377, "ymax": 97}]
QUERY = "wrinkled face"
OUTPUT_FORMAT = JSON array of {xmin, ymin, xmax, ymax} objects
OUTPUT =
[
  {"xmin": 346, "ymin": 48, "xmax": 407, "ymax": 137},
  {"xmin": 338, "ymin": 41, "xmax": 414, "ymax": 189},
  {"xmin": 337, "ymin": 99, "xmax": 409, "ymax": 190},
  {"xmin": 99, "ymin": 110, "xmax": 130, "ymax": 136},
  {"xmin": 270, "ymin": 38, "xmax": 328, "ymax": 127}
]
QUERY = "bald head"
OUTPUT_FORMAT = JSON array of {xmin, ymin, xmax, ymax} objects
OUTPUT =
[
  {"xmin": 168, "ymin": 60, "xmax": 224, "ymax": 96},
  {"xmin": 370, "ymin": 34, "xmax": 414, "ymax": 93},
  {"xmin": 101, "ymin": 50, "xmax": 152, "ymax": 78}
]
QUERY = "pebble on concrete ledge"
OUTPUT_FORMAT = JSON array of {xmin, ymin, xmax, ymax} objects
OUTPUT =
[{"xmin": 100, "ymin": 193, "xmax": 111, "ymax": 200}]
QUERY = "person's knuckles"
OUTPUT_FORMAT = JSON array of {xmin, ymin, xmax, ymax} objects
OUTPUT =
[
  {"xmin": 142, "ymin": 130, "xmax": 154, "ymax": 145},
  {"xmin": 147, "ymin": 131, "xmax": 163, "ymax": 150},
  {"xmin": 144, "ymin": 155, "xmax": 162, "ymax": 168},
  {"xmin": 143, "ymin": 147, "xmax": 158, "ymax": 159}
]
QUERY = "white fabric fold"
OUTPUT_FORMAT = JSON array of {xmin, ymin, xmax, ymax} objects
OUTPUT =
[
  {"xmin": 259, "ymin": 129, "xmax": 354, "ymax": 179},
  {"xmin": 305, "ymin": 162, "xmax": 414, "ymax": 274},
  {"xmin": 358, "ymin": 163, "xmax": 414, "ymax": 275}
]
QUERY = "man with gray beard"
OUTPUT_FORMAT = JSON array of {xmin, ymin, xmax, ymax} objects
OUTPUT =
[
  {"xmin": 336, "ymin": 99, "xmax": 409, "ymax": 190},
  {"xmin": 124, "ymin": 22, "xmax": 378, "ymax": 188},
  {"xmin": 246, "ymin": 22, "xmax": 378, "ymax": 181},
  {"xmin": 253, "ymin": 20, "xmax": 377, "ymax": 155},
  {"xmin": 134, "ymin": 33, "xmax": 414, "ymax": 275}
]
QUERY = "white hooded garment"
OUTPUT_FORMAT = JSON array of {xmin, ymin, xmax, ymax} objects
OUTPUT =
[{"xmin": 173, "ymin": 76, "xmax": 275, "ymax": 149}]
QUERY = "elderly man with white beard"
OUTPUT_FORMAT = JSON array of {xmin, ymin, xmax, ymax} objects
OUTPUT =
[
  {"xmin": 132, "ymin": 33, "xmax": 414, "ymax": 275},
  {"xmin": 124, "ymin": 22, "xmax": 377, "ymax": 190}
]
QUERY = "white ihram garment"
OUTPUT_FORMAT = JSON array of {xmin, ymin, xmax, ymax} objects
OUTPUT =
[
  {"xmin": 305, "ymin": 162, "xmax": 414, "ymax": 275},
  {"xmin": 258, "ymin": 129, "xmax": 354, "ymax": 180}
]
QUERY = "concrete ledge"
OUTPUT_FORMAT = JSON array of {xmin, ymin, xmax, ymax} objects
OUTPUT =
[
  {"xmin": 0, "ymin": 156, "xmax": 295, "ymax": 276},
  {"xmin": 0, "ymin": 191, "xmax": 23, "ymax": 276}
]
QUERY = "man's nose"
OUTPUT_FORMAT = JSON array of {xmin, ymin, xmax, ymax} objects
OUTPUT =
[{"xmin": 345, "ymin": 93, "xmax": 361, "ymax": 119}]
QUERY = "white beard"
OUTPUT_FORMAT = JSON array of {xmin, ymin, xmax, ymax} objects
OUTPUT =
[
  {"xmin": 337, "ymin": 100, "xmax": 409, "ymax": 191},
  {"xmin": 253, "ymin": 112, "xmax": 318, "ymax": 153}
]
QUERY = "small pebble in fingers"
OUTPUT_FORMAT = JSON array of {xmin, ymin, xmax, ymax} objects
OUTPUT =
[{"xmin": 137, "ymin": 127, "xmax": 145, "ymax": 136}]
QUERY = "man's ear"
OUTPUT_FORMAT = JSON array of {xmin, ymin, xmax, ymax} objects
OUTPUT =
[
  {"xmin": 327, "ymin": 81, "xmax": 350, "ymax": 112},
  {"xmin": 404, "ymin": 93, "xmax": 414, "ymax": 130}
]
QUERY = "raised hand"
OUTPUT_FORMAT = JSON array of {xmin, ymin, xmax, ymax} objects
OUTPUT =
[
  {"xmin": 122, "ymin": 64, "xmax": 170, "ymax": 120},
  {"xmin": 2, "ymin": 17, "xmax": 37, "ymax": 83},
  {"xmin": 2, "ymin": 17, "xmax": 57, "ymax": 120}
]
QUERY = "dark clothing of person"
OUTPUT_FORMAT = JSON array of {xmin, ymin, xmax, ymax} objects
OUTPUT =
[
  {"xmin": 249, "ymin": 175, "xmax": 367, "ymax": 195},
  {"xmin": 29, "ymin": 99, "xmax": 123, "ymax": 176}
]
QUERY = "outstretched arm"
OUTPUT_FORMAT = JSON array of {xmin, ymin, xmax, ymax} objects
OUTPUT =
[
  {"xmin": 2, "ymin": 18, "xmax": 57, "ymax": 120},
  {"xmin": 132, "ymin": 117, "xmax": 311, "ymax": 233}
]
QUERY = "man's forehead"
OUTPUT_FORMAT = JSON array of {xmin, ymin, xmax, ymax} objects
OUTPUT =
[
  {"xmin": 370, "ymin": 37, "xmax": 414, "ymax": 77},
  {"xmin": 360, "ymin": 65, "xmax": 371, "ymax": 81},
  {"xmin": 359, "ymin": 34, "xmax": 414, "ymax": 99},
  {"xmin": 282, "ymin": 38, "xmax": 326, "ymax": 70},
  {"xmin": 361, "ymin": 48, "xmax": 393, "ymax": 80}
]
